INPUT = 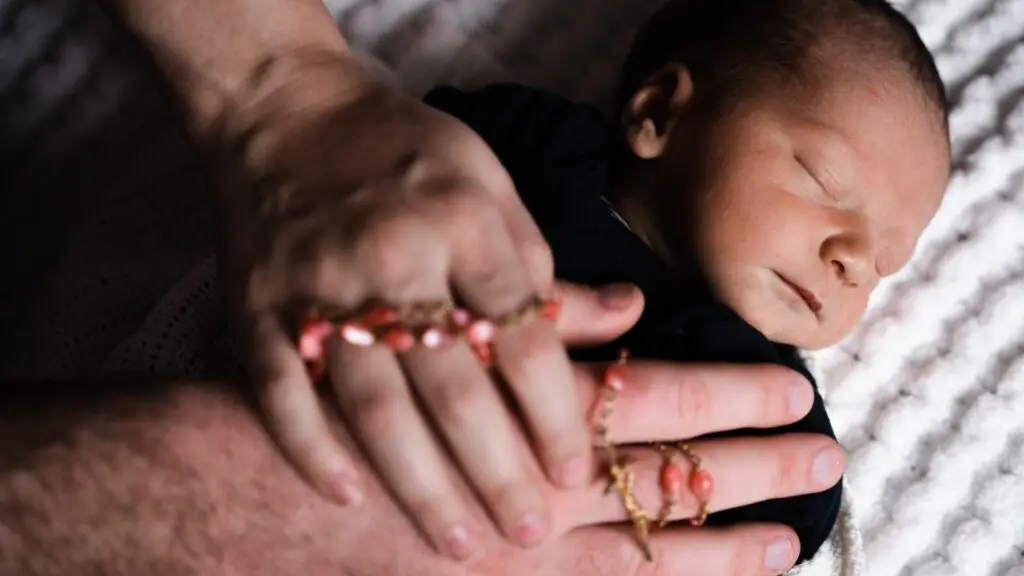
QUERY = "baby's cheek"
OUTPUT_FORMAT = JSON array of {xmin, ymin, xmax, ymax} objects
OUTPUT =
[
  {"xmin": 712, "ymin": 267, "xmax": 784, "ymax": 339},
  {"xmin": 841, "ymin": 289, "xmax": 872, "ymax": 335}
]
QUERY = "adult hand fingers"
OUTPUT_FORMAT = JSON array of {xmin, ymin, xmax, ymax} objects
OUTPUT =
[
  {"xmin": 561, "ymin": 523, "xmax": 801, "ymax": 576},
  {"xmin": 575, "ymin": 362, "xmax": 815, "ymax": 443},
  {"xmin": 444, "ymin": 194, "xmax": 591, "ymax": 491},
  {"xmin": 558, "ymin": 434, "xmax": 844, "ymax": 529},
  {"xmin": 553, "ymin": 281, "xmax": 645, "ymax": 346},
  {"xmin": 244, "ymin": 311, "xmax": 364, "ymax": 505}
]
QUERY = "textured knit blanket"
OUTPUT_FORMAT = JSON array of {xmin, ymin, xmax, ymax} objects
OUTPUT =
[{"xmin": 1, "ymin": 0, "xmax": 1022, "ymax": 575}]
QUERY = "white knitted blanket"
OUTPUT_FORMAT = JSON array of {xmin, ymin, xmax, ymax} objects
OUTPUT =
[{"xmin": 2, "ymin": 0, "xmax": 1022, "ymax": 575}]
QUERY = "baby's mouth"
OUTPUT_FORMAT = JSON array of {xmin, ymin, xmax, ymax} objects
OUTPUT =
[{"xmin": 774, "ymin": 272, "xmax": 823, "ymax": 315}]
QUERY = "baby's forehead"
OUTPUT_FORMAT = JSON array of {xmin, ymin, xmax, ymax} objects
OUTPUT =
[
  {"xmin": 768, "ymin": 53, "xmax": 946, "ymax": 146},
  {"xmin": 787, "ymin": 67, "xmax": 948, "ymax": 238}
]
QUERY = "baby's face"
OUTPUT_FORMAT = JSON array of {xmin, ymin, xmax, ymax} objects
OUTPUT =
[{"xmin": 626, "ymin": 63, "xmax": 950, "ymax": 349}]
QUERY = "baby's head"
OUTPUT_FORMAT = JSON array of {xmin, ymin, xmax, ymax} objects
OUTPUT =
[{"xmin": 609, "ymin": 0, "xmax": 950, "ymax": 349}]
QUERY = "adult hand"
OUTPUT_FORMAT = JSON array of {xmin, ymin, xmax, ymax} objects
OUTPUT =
[
  {"xmin": 207, "ymin": 59, "xmax": 596, "ymax": 552},
  {"xmin": 507, "ymin": 283, "xmax": 845, "ymax": 574},
  {"xmin": 333, "ymin": 281, "xmax": 844, "ymax": 574}
]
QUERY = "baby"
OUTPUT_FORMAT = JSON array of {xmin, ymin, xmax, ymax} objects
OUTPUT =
[{"xmin": 423, "ymin": 0, "xmax": 950, "ymax": 563}]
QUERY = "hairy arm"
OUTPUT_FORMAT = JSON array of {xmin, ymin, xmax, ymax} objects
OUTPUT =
[
  {"xmin": 101, "ymin": 0, "xmax": 368, "ymax": 142},
  {"xmin": 0, "ymin": 380, "xmax": 451, "ymax": 576}
]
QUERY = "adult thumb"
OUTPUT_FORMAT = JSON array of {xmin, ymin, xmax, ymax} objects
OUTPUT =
[{"xmin": 553, "ymin": 281, "xmax": 644, "ymax": 346}]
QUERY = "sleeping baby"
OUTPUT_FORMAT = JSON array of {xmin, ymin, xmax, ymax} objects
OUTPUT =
[
  {"xmin": 291, "ymin": 0, "xmax": 949, "ymax": 566},
  {"xmin": 420, "ymin": 0, "xmax": 950, "ymax": 564}
]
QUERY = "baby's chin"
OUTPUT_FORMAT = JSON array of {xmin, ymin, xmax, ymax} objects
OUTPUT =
[{"xmin": 722, "ymin": 287, "xmax": 845, "ymax": 350}]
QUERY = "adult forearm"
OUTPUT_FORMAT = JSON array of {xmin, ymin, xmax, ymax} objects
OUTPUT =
[
  {"xmin": 0, "ymin": 379, "xmax": 466, "ymax": 576},
  {"xmin": 103, "ymin": 0, "xmax": 366, "ymax": 141},
  {"xmin": 0, "ymin": 381, "xmax": 347, "ymax": 575}
]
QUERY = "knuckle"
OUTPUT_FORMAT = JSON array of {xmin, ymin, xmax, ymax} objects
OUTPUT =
[
  {"xmin": 290, "ymin": 435, "xmax": 330, "ymax": 472},
  {"xmin": 296, "ymin": 249, "xmax": 343, "ymax": 298},
  {"xmin": 572, "ymin": 546, "xmax": 619, "ymax": 575},
  {"xmin": 357, "ymin": 214, "xmax": 422, "ymax": 285},
  {"xmin": 405, "ymin": 491, "xmax": 451, "ymax": 526},
  {"xmin": 445, "ymin": 194, "xmax": 506, "ymax": 256},
  {"xmin": 482, "ymin": 479, "xmax": 531, "ymax": 523},
  {"xmin": 421, "ymin": 180, "xmax": 486, "ymax": 226},
  {"xmin": 771, "ymin": 444, "xmax": 803, "ymax": 494},
  {"xmin": 500, "ymin": 327, "xmax": 561, "ymax": 376},
  {"xmin": 546, "ymin": 422, "xmax": 584, "ymax": 455},
  {"xmin": 446, "ymin": 186, "xmax": 501, "ymax": 229},
  {"xmin": 727, "ymin": 546, "xmax": 748, "ymax": 576},
  {"xmin": 428, "ymin": 376, "xmax": 491, "ymax": 428},
  {"xmin": 459, "ymin": 239, "xmax": 506, "ymax": 291},
  {"xmin": 674, "ymin": 375, "xmax": 713, "ymax": 430},
  {"xmin": 755, "ymin": 383, "xmax": 778, "ymax": 424},
  {"xmin": 731, "ymin": 537, "xmax": 770, "ymax": 576},
  {"xmin": 517, "ymin": 237, "xmax": 554, "ymax": 287},
  {"xmin": 348, "ymin": 388, "xmax": 402, "ymax": 437}
]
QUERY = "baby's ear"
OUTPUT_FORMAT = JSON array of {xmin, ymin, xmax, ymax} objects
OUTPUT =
[{"xmin": 621, "ymin": 63, "xmax": 694, "ymax": 160}]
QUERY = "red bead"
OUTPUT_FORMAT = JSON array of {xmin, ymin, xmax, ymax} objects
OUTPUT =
[
  {"xmin": 339, "ymin": 322, "xmax": 376, "ymax": 346},
  {"xmin": 298, "ymin": 318, "xmax": 333, "ymax": 360},
  {"xmin": 420, "ymin": 326, "xmax": 450, "ymax": 349},
  {"xmin": 690, "ymin": 469, "xmax": 714, "ymax": 501},
  {"xmin": 603, "ymin": 364, "xmax": 626, "ymax": 392},
  {"xmin": 383, "ymin": 326, "xmax": 415, "ymax": 352},
  {"xmin": 540, "ymin": 297, "xmax": 561, "ymax": 321},
  {"xmin": 660, "ymin": 462, "xmax": 684, "ymax": 496},
  {"xmin": 471, "ymin": 342, "xmax": 493, "ymax": 367},
  {"xmin": 466, "ymin": 319, "xmax": 496, "ymax": 344},
  {"xmin": 363, "ymin": 304, "xmax": 399, "ymax": 327},
  {"xmin": 449, "ymin": 308, "xmax": 472, "ymax": 328}
]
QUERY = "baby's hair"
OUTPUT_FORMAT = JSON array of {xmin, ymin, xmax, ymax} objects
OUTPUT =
[{"xmin": 617, "ymin": 0, "xmax": 948, "ymax": 132}]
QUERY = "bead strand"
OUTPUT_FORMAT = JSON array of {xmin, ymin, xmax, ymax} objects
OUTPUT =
[
  {"xmin": 592, "ymin": 349, "xmax": 654, "ymax": 562},
  {"xmin": 591, "ymin": 349, "xmax": 717, "ymax": 561},
  {"xmin": 296, "ymin": 295, "xmax": 562, "ymax": 380}
]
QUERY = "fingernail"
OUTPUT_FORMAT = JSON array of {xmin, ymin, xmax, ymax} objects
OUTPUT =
[
  {"xmin": 597, "ymin": 283, "xmax": 637, "ymax": 310},
  {"xmin": 764, "ymin": 537, "xmax": 794, "ymax": 571},
  {"xmin": 514, "ymin": 512, "xmax": 548, "ymax": 547},
  {"xmin": 560, "ymin": 455, "xmax": 590, "ymax": 487},
  {"xmin": 812, "ymin": 447, "xmax": 844, "ymax": 487},
  {"xmin": 789, "ymin": 380, "xmax": 810, "ymax": 418},
  {"xmin": 329, "ymin": 471, "xmax": 364, "ymax": 506},
  {"xmin": 443, "ymin": 524, "xmax": 475, "ymax": 560}
]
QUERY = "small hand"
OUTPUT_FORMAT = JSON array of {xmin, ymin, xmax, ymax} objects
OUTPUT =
[{"xmin": 209, "ymin": 65, "xmax": 637, "ymax": 557}]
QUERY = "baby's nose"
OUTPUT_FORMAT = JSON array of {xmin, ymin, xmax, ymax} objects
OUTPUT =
[{"xmin": 820, "ymin": 233, "xmax": 874, "ymax": 287}]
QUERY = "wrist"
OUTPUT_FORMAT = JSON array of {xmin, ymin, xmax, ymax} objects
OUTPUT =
[
  {"xmin": 103, "ymin": 0, "xmax": 366, "ymax": 144},
  {"xmin": 203, "ymin": 51, "xmax": 378, "ymax": 152}
]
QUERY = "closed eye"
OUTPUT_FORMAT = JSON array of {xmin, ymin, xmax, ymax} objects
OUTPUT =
[{"xmin": 795, "ymin": 154, "xmax": 838, "ymax": 202}]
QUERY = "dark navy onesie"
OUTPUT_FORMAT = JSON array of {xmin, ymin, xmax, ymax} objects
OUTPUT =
[{"xmin": 424, "ymin": 83, "xmax": 842, "ymax": 564}]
